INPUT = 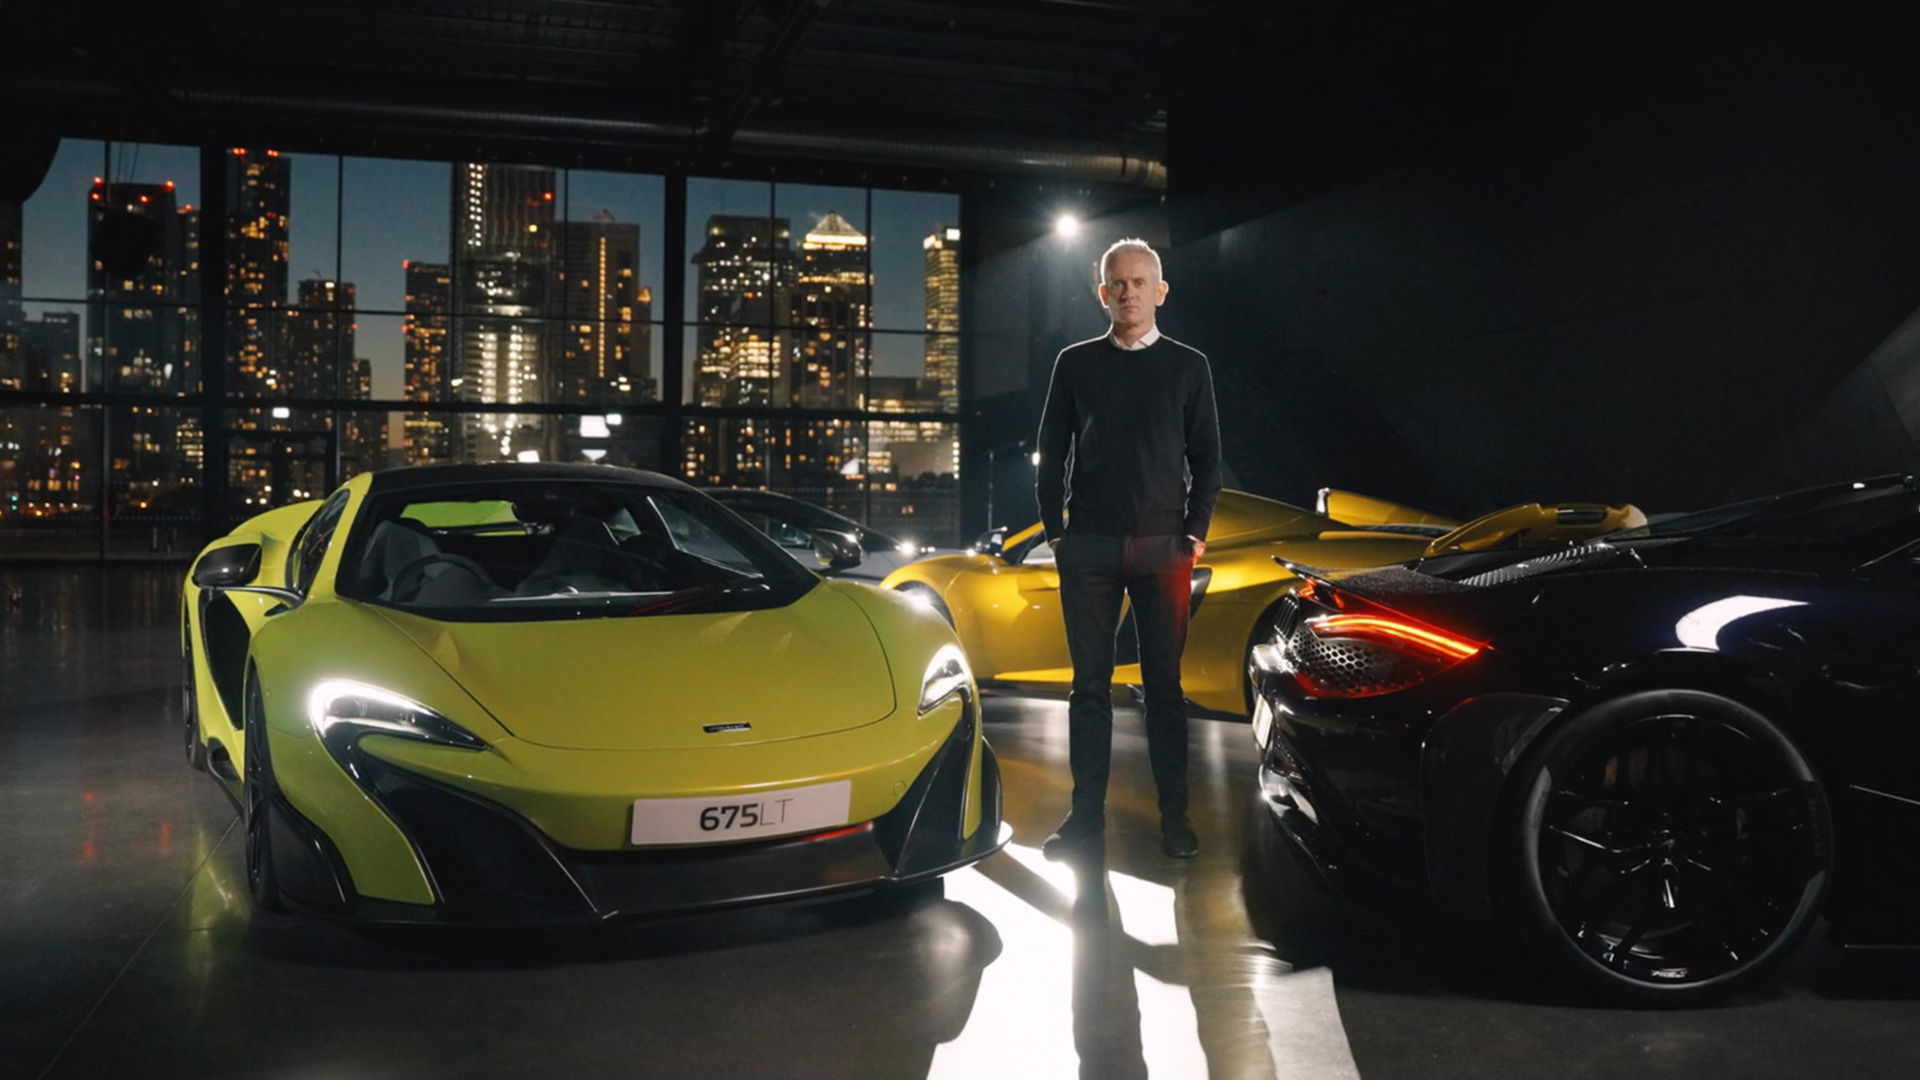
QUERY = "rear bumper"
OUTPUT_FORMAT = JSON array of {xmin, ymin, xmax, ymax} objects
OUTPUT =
[
  {"xmin": 1249, "ymin": 668, "xmax": 1567, "ymax": 918},
  {"xmin": 271, "ymin": 701, "xmax": 1008, "ymax": 924}
]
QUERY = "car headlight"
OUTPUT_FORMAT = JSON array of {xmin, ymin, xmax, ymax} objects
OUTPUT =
[
  {"xmin": 306, "ymin": 678, "xmax": 487, "ymax": 751},
  {"xmin": 917, "ymin": 644, "xmax": 971, "ymax": 714}
]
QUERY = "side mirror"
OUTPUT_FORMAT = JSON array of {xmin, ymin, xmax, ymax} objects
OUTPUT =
[
  {"xmin": 810, "ymin": 529, "xmax": 864, "ymax": 574},
  {"xmin": 192, "ymin": 544, "xmax": 262, "ymax": 589},
  {"xmin": 971, "ymin": 527, "xmax": 1009, "ymax": 557}
]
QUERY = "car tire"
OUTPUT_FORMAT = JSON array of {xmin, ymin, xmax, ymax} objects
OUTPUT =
[
  {"xmin": 1496, "ymin": 689, "xmax": 1830, "ymax": 1007},
  {"xmin": 894, "ymin": 583, "xmax": 954, "ymax": 628},
  {"xmin": 183, "ymin": 643, "xmax": 207, "ymax": 772},
  {"xmin": 242, "ymin": 665, "xmax": 287, "ymax": 913}
]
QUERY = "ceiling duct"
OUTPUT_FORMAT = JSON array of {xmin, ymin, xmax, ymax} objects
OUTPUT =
[{"xmin": 166, "ymin": 89, "xmax": 1167, "ymax": 189}]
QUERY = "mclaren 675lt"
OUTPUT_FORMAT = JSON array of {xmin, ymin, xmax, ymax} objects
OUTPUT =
[
  {"xmin": 880, "ymin": 489, "xmax": 1645, "ymax": 716},
  {"xmin": 1251, "ymin": 475, "xmax": 1920, "ymax": 1005},
  {"xmin": 181, "ymin": 464, "xmax": 1007, "ymax": 923}
]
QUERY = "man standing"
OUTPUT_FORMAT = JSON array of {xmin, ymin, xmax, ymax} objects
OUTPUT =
[{"xmin": 1034, "ymin": 237, "xmax": 1222, "ymax": 860}]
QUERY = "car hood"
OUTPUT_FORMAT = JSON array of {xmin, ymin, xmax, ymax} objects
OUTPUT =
[{"xmin": 367, "ymin": 584, "xmax": 897, "ymax": 751}]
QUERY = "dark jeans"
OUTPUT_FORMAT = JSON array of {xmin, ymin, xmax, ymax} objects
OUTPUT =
[{"xmin": 1055, "ymin": 531, "xmax": 1195, "ymax": 820}]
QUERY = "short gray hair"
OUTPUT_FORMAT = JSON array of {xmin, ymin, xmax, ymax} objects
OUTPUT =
[{"xmin": 1096, "ymin": 237, "xmax": 1162, "ymax": 284}]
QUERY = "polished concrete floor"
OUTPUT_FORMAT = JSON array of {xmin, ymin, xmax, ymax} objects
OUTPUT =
[{"xmin": 6, "ymin": 565, "xmax": 1920, "ymax": 1080}]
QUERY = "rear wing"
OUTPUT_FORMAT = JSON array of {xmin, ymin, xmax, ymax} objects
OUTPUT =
[
  {"xmin": 1422, "ymin": 502, "xmax": 1645, "ymax": 555},
  {"xmin": 1316, "ymin": 488, "xmax": 1459, "ymax": 530}
]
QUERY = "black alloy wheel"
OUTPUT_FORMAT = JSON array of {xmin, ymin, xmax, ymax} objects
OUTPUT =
[
  {"xmin": 183, "ymin": 642, "xmax": 207, "ymax": 772},
  {"xmin": 242, "ymin": 667, "xmax": 287, "ymax": 912},
  {"xmin": 1503, "ymin": 689, "xmax": 1830, "ymax": 1006}
]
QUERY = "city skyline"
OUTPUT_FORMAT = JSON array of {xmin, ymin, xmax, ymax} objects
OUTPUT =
[
  {"xmin": 3, "ymin": 138, "xmax": 962, "ymax": 542},
  {"xmin": 17, "ymin": 141, "xmax": 958, "ymax": 404}
]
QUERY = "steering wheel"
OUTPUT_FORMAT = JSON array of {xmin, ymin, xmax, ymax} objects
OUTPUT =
[{"xmin": 388, "ymin": 553, "xmax": 495, "ymax": 603}]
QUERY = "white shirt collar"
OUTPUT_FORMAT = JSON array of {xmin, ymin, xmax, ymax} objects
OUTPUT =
[{"xmin": 1109, "ymin": 325, "xmax": 1161, "ymax": 351}]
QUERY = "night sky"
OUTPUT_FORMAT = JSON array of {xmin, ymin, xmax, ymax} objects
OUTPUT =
[{"xmin": 20, "ymin": 140, "xmax": 959, "ymax": 402}]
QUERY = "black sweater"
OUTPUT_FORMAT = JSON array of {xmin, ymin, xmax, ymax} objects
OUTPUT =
[{"xmin": 1034, "ymin": 333, "xmax": 1223, "ymax": 542}]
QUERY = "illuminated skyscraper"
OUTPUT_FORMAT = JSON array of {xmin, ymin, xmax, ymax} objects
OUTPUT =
[
  {"xmin": 402, "ymin": 261, "xmax": 452, "ymax": 466},
  {"xmin": 23, "ymin": 313, "xmax": 82, "ymax": 391},
  {"xmin": 791, "ymin": 212, "xmax": 871, "ymax": 410},
  {"xmin": 692, "ymin": 215, "xmax": 793, "ymax": 408},
  {"xmin": 555, "ymin": 217, "xmax": 652, "ymax": 403},
  {"xmin": 1, "ymin": 313, "xmax": 85, "ymax": 518},
  {"xmin": 922, "ymin": 226, "xmax": 960, "ymax": 411},
  {"xmin": 449, "ymin": 163, "xmax": 555, "ymax": 462},
  {"xmin": 1, "ymin": 203, "xmax": 21, "ymax": 389},
  {"xmin": 86, "ymin": 180, "xmax": 193, "ymax": 393},
  {"xmin": 687, "ymin": 214, "xmax": 793, "ymax": 484},
  {"xmin": 782, "ymin": 211, "xmax": 873, "ymax": 497},
  {"xmin": 225, "ymin": 149, "xmax": 290, "ymax": 403},
  {"xmin": 1, "ymin": 202, "xmax": 20, "ymax": 313},
  {"xmin": 285, "ymin": 278, "xmax": 355, "ymax": 405},
  {"xmin": 342, "ymin": 357, "xmax": 387, "ymax": 479},
  {"xmin": 85, "ymin": 179, "xmax": 199, "ymax": 507}
]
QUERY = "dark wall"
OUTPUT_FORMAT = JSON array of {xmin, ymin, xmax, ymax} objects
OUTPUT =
[
  {"xmin": 961, "ymin": 187, "xmax": 1169, "ymax": 533},
  {"xmin": 1163, "ymin": 8, "xmax": 1920, "ymax": 517}
]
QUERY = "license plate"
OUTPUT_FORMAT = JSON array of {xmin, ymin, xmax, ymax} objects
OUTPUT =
[
  {"xmin": 1251, "ymin": 694, "xmax": 1275, "ymax": 752},
  {"xmin": 630, "ymin": 780, "xmax": 853, "ymax": 845}
]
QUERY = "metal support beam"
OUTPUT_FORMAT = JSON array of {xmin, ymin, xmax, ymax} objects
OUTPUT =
[
  {"xmin": 710, "ymin": 0, "xmax": 832, "ymax": 146},
  {"xmin": 197, "ymin": 142, "xmax": 232, "ymax": 539},
  {"xmin": 660, "ymin": 172, "xmax": 688, "ymax": 473}
]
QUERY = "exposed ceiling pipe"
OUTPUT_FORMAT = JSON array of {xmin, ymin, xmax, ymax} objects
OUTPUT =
[
  {"xmin": 731, "ymin": 128, "xmax": 1166, "ymax": 189},
  {"xmin": 144, "ymin": 87, "xmax": 1168, "ymax": 189}
]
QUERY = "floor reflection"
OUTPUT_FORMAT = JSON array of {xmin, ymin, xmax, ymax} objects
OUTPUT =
[{"xmin": 929, "ymin": 843, "xmax": 1355, "ymax": 1079}]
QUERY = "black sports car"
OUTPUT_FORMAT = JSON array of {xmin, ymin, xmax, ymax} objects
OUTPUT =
[{"xmin": 1248, "ymin": 475, "xmax": 1920, "ymax": 1005}]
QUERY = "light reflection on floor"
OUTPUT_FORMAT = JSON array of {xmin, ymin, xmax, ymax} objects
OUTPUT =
[{"xmin": 928, "ymin": 843, "xmax": 1357, "ymax": 1080}]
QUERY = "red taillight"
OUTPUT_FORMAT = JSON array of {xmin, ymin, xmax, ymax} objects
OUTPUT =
[
  {"xmin": 1288, "ymin": 609, "xmax": 1485, "ymax": 698},
  {"xmin": 1304, "ymin": 613, "xmax": 1482, "ymax": 660}
]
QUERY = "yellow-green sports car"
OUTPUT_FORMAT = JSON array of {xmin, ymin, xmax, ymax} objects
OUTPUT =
[
  {"xmin": 880, "ymin": 489, "xmax": 1644, "ymax": 717},
  {"xmin": 182, "ymin": 463, "xmax": 1006, "ymax": 922}
]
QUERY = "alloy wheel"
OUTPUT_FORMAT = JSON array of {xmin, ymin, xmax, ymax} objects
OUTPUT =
[{"xmin": 1528, "ymin": 708, "xmax": 1828, "ymax": 992}]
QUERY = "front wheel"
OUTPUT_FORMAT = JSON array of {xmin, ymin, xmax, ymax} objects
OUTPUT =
[
  {"xmin": 183, "ymin": 642, "xmax": 207, "ymax": 772},
  {"xmin": 1497, "ymin": 690, "xmax": 1830, "ymax": 1007},
  {"xmin": 242, "ymin": 667, "xmax": 287, "ymax": 913}
]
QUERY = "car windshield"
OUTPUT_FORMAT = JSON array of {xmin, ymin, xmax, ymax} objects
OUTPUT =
[
  {"xmin": 338, "ymin": 479, "xmax": 819, "ymax": 621},
  {"xmin": 1609, "ymin": 477, "xmax": 1919, "ymax": 544}
]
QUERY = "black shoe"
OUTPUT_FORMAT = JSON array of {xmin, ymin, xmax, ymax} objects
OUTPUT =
[
  {"xmin": 1161, "ymin": 815, "xmax": 1199, "ymax": 858},
  {"xmin": 1043, "ymin": 812, "xmax": 1105, "ymax": 861}
]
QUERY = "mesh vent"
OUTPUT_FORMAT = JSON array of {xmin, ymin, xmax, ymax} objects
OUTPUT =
[{"xmin": 1285, "ymin": 622, "xmax": 1432, "ymax": 696}]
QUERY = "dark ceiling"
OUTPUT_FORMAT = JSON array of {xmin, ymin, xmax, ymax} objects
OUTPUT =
[{"xmin": 2, "ymin": 0, "xmax": 1228, "ymax": 188}]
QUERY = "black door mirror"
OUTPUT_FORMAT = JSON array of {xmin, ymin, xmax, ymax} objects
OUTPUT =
[
  {"xmin": 192, "ymin": 544, "xmax": 262, "ymax": 589},
  {"xmin": 971, "ymin": 527, "xmax": 1009, "ymax": 557},
  {"xmin": 810, "ymin": 529, "xmax": 864, "ymax": 574}
]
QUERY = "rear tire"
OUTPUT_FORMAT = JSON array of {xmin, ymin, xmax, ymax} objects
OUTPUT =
[
  {"xmin": 242, "ymin": 667, "xmax": 287, "ymax": 913},
  {"xmin": 1496, "ymin": 690, "xmax": 1829, "ymax": 1007}
]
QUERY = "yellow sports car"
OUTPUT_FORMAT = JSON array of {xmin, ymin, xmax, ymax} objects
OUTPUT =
[
  {"xmin": 879, "ymin": 490, "xmax": 1643, "ymax": 716},
  {"xmin": 181, "ymin": 463, "xmax": 1006, "ymax": 922}
]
